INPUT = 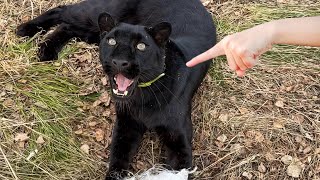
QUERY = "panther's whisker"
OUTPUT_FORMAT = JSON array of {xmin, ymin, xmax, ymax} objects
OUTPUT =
[
  {"xmin": 143, "ymin": 81, "xmax": 162, "ymax": 111},
  {"xmin": 137, "ymin": 56, "xmax": 145, "ymax": 117},
  {"xmin": 139, "ymin": 73, "xmax": 169, "ymax": 106},
  {"xmin": 141, "ymin": 72, "xmax": 183, "ymax": 105}
]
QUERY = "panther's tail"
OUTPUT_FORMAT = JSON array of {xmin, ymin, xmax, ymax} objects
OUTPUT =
[{"xmin": 16, "ymin": 5, "xmax": 66, "ymax": 37}]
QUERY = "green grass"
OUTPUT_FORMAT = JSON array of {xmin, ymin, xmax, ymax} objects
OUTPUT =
[{"xmin": 0, "ymin": 39, "xmax": 102, "ymax": 179}]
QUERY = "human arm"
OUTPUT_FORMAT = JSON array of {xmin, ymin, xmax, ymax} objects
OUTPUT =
[{"xmin": 186, "ymin": 16, "xmax": 320, "ymax": 76}]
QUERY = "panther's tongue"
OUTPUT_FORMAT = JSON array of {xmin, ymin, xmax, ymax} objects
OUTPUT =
[{"xmin": 115, "ymin": 74, "xmax": 133, "ymax": 92}]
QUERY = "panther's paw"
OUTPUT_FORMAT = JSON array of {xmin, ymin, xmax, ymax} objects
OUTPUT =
[
  {"xmin": 16, "ymin": 23, "xmax": 41, "ymax": 37},
  {"xmin": 105, "ymin": 171, "xmax": 126, "ymax": 180},
  {"xmin": 104, "ymin": 176, "xmax": 119, "ymax": 180},
  {"xmin": 38, "ymin": 42, "xmax": 58, "ymax": 61}
]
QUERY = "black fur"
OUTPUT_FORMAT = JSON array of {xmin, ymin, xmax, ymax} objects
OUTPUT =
[{"xmin": 17, "ymin": 0, "xmax": 216, "ymax": 179}]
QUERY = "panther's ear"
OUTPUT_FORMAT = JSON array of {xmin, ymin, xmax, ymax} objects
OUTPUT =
[
  {"xmin": 98, "ymin": 12, "xmax": 117, "ymax": 34},
  {"xmin": 146, "ymin": 22, "xmax": 171, "ymax": 46}
]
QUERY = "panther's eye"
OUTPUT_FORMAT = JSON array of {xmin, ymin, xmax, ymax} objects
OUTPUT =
[
  {"xmin": 136, "ymin": 43, "xmax": 146, "ymax": 51},
  {"xmin": 107, "ymin": 38, "xmax": 117, "ymax": 46}
]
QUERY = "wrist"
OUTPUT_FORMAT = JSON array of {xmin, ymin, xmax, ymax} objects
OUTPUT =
[{"xmin": 265, "ymin": 21, "xmax": 278, "ymax": 45}]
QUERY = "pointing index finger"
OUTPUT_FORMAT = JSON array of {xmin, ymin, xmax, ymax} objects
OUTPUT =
[{"xmin": 186, "ymin": 41, "xmax": 225, "ymax": 67}]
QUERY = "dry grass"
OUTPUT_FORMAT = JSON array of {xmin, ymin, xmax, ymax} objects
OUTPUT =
[{"xmin": 0, "ymin": 0, "xmax": 319, "ymax": 180}]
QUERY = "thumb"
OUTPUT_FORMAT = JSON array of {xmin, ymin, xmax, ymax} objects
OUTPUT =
[{"xmin": 186, "ymin": 41, "xmax": 225, "ymax": 67}]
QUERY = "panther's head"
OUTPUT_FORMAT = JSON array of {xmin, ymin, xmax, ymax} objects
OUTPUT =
[{"xmin": 98, "ymin": 13, "xmax": 171, "ymax": 101}]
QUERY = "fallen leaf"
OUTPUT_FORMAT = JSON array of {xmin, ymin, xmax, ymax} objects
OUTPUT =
[
  {"xmin": 214, "ymin": 140, "xmax": 224, "ymax": 149},
  {"xmin": 303, "ymin": 146, "xmax": 312, "ymax": 154},
  {"xmin": 255, "ymin": 131, "xmax": 264, "ymax": 143},
  {"xmin": 18, "ymin": 141, "xmax": 25, "ymax": 148},
  {"xmin": 136, "ymin": 160, "xmax": 145, "ymax": 170},
  {"xmin": 239, "ymin": 107, "xmax": 249, "ymax": 114},
  {"xmin": 246, "ymin": 130, "xmax": 255, "ymax": 139},
  {"xmin": 242, "ymin": 171, "xmax": 253, "ymax": 179},
  {"xmin": 217, "ymin": 134, "xmax": 227, "ymax": 143},
  {"xmin": 14, "ymin": 133, "xmax": 29, "ymax": 142},
  {"xmin": 95, "ymin": 129, "xmax": 104, "ymax": 142},
  {"xmin": 99, "ymin": 91, "xmax": 110, "ymax": 103},
  {"xmin": 18, "ymin": 79, "xmax": 27, "ymax": 84},
  {"xmin": 92, "ymin": 100, "xmax": 102, "ymax": 107},
  {"xmin": 102, "ymin": 110, "xmax": 111, "ymax": 117},
  {"xmin": 273, "ymin": 121, "xmax": 284, "ymax": 129},
  {"xmin": 265, "ymin": 152, "xmax": 276, "ymax": 161},
  {"xmin": 281, "ymin": 155, "xmax": 293, "ymax": 165},
  {"xmin": 299, "ymin": 139, "xmax": 307, "ymax": 147},
  {"xmin": 275, "ymin": 100, "xmax": 284, "ymax": 108},
  {"xmin": 84, "ymin": 52, "xmax": 93, "ymax": 62},
  {"xmin": 53, "ymin": 62, "xmax": 61, "ymax": 66},
  {"xmin": 3, "ymin": 98, "xmax": 14, "ymax": 107},
  {"xmin": 88, "ymin": 121, "xmax": 97, "ymax": 127},
  {"xmin": 295, "ymin": 136, "xmax": 303, "ymax": 143},
  {"xmin": 101, "ymin": 77, "xmax": 108, "ymax": 86},
  {"xmin": 286, "ymin": 86, "xmax": 294, "ymax": 92},
  {"xmin": 230, "ymin": 143, "xmax": 242, "ymax": 152},
  {"xmin": 36, "ymin": 136, "xmax": 45, "ymax": 144},
  {"xmin": 74, "ymin": 129, "xmax": 83, "ymax": 135},
  {"xmin": 201, "ymin": 0, "xmax": 210, "ymax": 6},
  {"xmin": 77, "ymin": 107, "xmax": 84, "ymax": 112},
  {"xmin": 258, "ymin": 163, "xmax": 267, "ymax": 173},
  {"xmin": 218, "ymin": 114, "xmax": 228, "ymax": 122},
  {"xmin": 246, "ymin": 130, "xmax": 264, "ymax": 143},
  {"xmin": 80, "ymin": 144, "xmax": 90, "ymax": 154},
  {"xmin": 0, "ymin": 91, "xmax": 6, "ymax": 97},
  {"xmin": 5, "ymin": 84, "xmax": 14, "ymax": 91},
  {"xmin": 315, "ymin": 148, "xmax": 320, "ymax": 154},
  {"xmin": 110, "ymin": 114, "xmax": 117, "ymax": 122},
  {"xmin": 293, "ymin": 114, "xmax": 304, "ymax": 124},
  {"xmin": 229, "ymin": 96, "xmax": 236, "ymax": 101},
  {"xmin": 287, "ymin": 164, "xmax": 301, "ymax": 178},
  {"xmin": 270, "ymin": 167, "xmax": 277, "ymax": 172},
  {"xmin": 277, "ymin": 0, "xmax": 290, "ymax": 3},
  {"xmin": 298, "ymin": 146, "xmax": 304, "ymax": 153},
  {"xmin": 307, "ymin": 156, "xmax": 312, "ymax": 163},
  {"xmin": 287, "ymin": 159, "xmax": 304, "ymax": 178}
]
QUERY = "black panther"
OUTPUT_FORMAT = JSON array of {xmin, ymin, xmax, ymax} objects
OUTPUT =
[{"xmin": 17, "ymin": 0, "xmax": 216, "ymax": 179}]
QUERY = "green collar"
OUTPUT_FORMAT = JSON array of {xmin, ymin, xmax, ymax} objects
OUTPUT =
[{"xmin": 138, "ymin": 73, "xmax": 165, "ymax": 87}]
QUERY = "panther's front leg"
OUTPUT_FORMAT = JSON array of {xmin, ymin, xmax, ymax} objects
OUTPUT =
[
  {"xmin": 155, "ymin": 105, "xmax": 193, "ymax": 170},
  {"xmin": 156, "ymin": 125, "xmax": 193, "ymax": 170},
  {"xmin": 106, "ymin": 113, "xmax": 146, "ymax": 180},
  {"xmin": 38, "ymin": 23, "xmax": 76, "ymax": 61}
]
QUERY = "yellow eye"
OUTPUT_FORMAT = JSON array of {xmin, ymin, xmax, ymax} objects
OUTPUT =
[
  {"xmin": 136, "ymin": 43, "xmax": 146, "ymax": 51},
  {"xmin": 108, "ymin": 38, "xmax": 117, "ymax": 46}
]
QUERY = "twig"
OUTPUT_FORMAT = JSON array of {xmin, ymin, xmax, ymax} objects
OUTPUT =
[{"xmin": 0, "ymin": 144, "xmax": 18, "ymax": 180}]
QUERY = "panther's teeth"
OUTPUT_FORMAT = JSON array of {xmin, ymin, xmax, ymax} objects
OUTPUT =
[
  {"xmin": 114, "ymin": 77, "xmax": 116, "ymax": 81},
  {"xmin": 113, "ymin": 89, "xmax": 129, "ymax": 96}
]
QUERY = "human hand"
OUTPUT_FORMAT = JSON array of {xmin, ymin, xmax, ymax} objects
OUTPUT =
[{"xmin": 186, "ymin": 23, "xmax": 274, "ymax": 77}]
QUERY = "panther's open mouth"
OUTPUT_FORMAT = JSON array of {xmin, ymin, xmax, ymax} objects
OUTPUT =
[{"xmin": 112, "ymin": 74, "xmax": 134, "ymax": 97}]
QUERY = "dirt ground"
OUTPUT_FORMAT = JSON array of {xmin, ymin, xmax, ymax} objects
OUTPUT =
[{"xmin": 0, "ymin": 0, "xmax": 319, "ymax": 179}]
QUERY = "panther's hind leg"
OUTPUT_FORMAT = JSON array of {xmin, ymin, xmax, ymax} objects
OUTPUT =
[
  {"xmin": 38, "ymin": 23, "xmax": 75, "ymax": 61},
  {"xmin": 16, "ymin": 5, "xmax": 66, "ymax": 37}
]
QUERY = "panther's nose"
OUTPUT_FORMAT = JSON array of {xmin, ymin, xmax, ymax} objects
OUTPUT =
[{"xmin": 112, "ymin": 59, "xmax": 131, "ymax": 69}]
